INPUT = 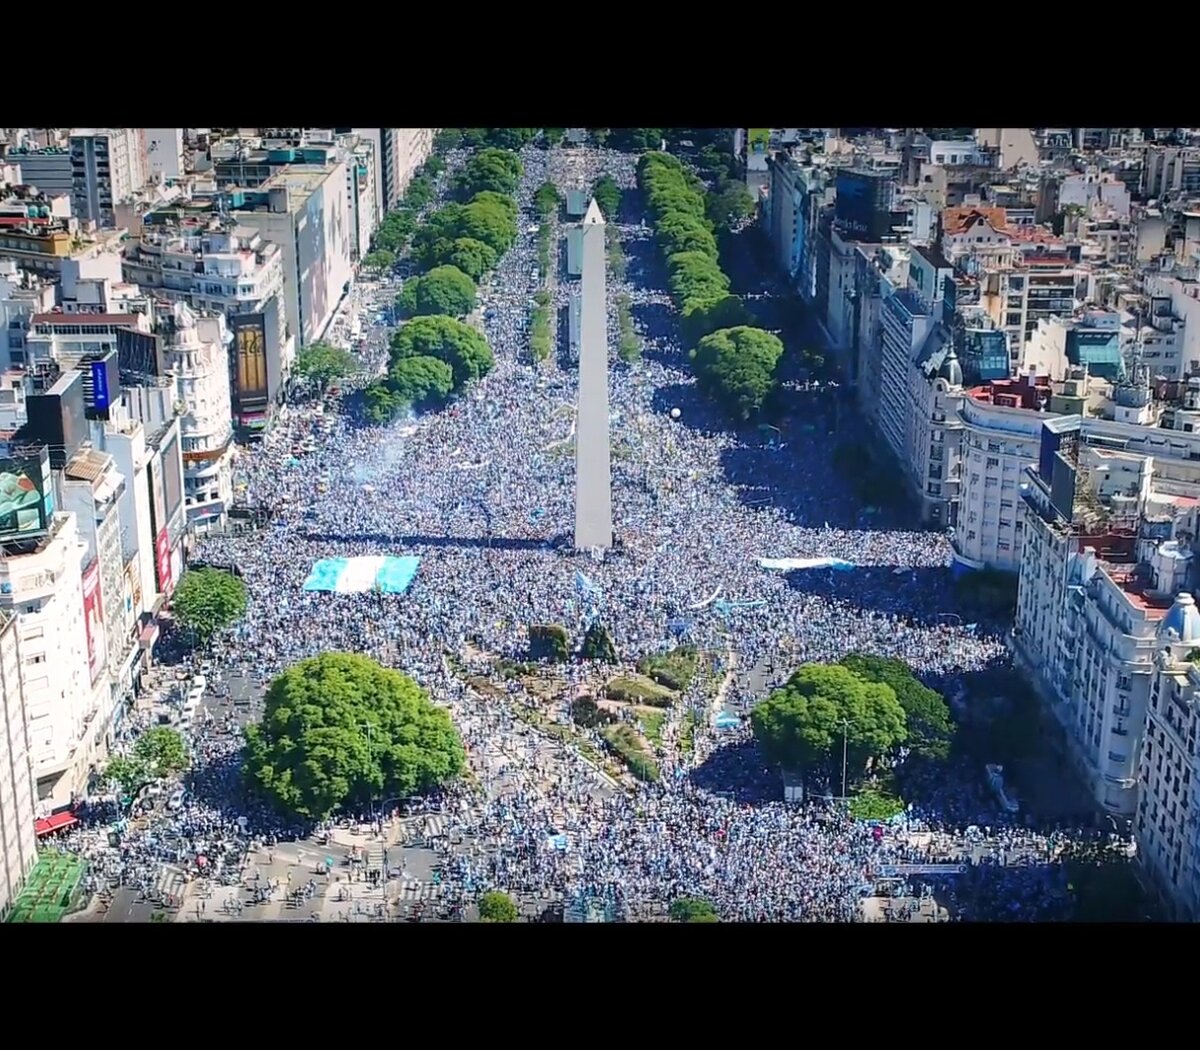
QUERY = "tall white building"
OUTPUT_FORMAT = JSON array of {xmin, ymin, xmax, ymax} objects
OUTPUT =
[
  {"xmin": 144, "ymin": 129, "xmax": 186, "ymax": 183},
  {"xmin": 0, "ymin": 503, "xmax": 92, "ymax": 811},
  {"xmin": 70, "ymin": 129, "xmax": 148, "ymax": 228},
  {"xmin": 354, "ymin": 128, "xmax": 434, "ymax": 213},
  {"xmin": 343, "ymin": 136, "xmax": 379, "ymax": 262},
  {"xmin": 0, "ymin": 609, "xmax": 36, "ymax": 917},
  {"xmin": 163, "ymin": 305, "xmax": 234, "ymax": 531}
]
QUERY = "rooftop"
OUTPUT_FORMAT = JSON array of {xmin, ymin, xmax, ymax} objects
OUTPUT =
[
  {"xmin": 63, "ymin": 447, "xmax": 112, "ymax": 484},
  {"xmin": 943, "ymin": 205, "xmax": 1008, "ymax": 236},
  {"xmin": 32, "ymin": 312, "xmax": 140, "ymax": 327},
  {"xmin": 912, "ymin": 241, "xmax": 953, "ymax": 271}
]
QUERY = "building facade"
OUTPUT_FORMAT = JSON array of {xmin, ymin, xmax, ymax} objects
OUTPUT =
[
  {"xmin": 0, "ymin": 609, "xmax": 36, "ymax": 918},
  {"xmin": 70, "ymin": 129, "xmax": 148, "ymax": 228}
]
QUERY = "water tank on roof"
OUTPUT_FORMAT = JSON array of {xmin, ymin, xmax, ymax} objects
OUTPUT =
[
  {"xmin": 38, "ymin": 206, "xmax": 50, "ymax": 218},
  {"xmin": 27, "ymin": 206, "xmax": 38, "ymax": 218}
]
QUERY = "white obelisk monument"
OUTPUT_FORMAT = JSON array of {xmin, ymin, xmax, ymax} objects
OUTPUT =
[{"xmin": 574, "ymin": 198, "xmax": 613, "ymax": 550}]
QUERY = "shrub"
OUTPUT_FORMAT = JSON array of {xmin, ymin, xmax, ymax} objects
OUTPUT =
[
  {"xmin": 571, "ymin": 696, "xmax": 615, "ymax": 729},
  {"xmin": 848, "ymin": 787, "xmax": 906, "ymax": 822},
  {"xmin": 602, "ymin": 723, "xmax": 660, "ymax": 782},
  {"xmin": 580, "ymin": 623, "xmax": 619, "ymax": 663}
]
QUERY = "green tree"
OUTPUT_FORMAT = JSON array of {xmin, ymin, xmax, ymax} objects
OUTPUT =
[
  {"xmin": 534, "ymin": 181, "xmax": 562, "ymax": 218},
  {"xmin": 707, "ymin": 182, "xmax": 756, "ymax": 230},
  {"xmin": 691, "ymin": 325, "xmax": 783, "ymax": 419},
  {"xmin": 243, "ymin": 652, "xmax": 465, "ymax": 821},
  {"xmin": 422, "ymin": 155, "xmax": 445, "ymax": 177},
  {"xmin": 541, "ymin": 128, "xmax": 566, "ymax": 147},
  {"xmin": 609, "ymin": 128, "xmax": 665, "ymax": 152},
  {"xmin": 390, "ymin": 315, "xmax": 493, "ymax": 390},
  {"xmin": 839, "ymin": 653, "xmax": 955, "ymax": 761},
  {"xmin": 529, "ymin": 624, "xmax": 570, "ymax": 663},
  {"xmin": 580, "ymin": 623, "xmax": 619, "ymax": 664},
  {"xmin": 374, "ymin": 210, "xmax": 416, "ymax": 253},
  {"xmin": 396, "ymin": 265, "xmax": 477, "ymax": 318},
  {"xmin": 444, "ymin": 237, "xmax": 499, "ymax": 282},
  {"xmin": 104, "ymin": 755, "xmax": 148, "ymax": 797},
  {"xmin": 362, "ymin": 248, "xmax": 396, "ymax": 274},
  {"xmin": 172, "ymin": 567, "xmax": 249, "ymax": 645},
  {"xmin": 455, "ymin": 148, "xmax": 523, "ymax": 199},
  {"xmin": 434, "ymin": 128, "xmax": 464, "ymax": 152},
  {"xmin": 680, "ymin": 295, "xmax": 753, "ymax": 348},
  {"xmin": 592, "ymin": 175, "xmax": 622, "ymax": 221},
  {"xmin": 483, "ymin": 128, "xmax": 538, "ymax": 150},
  {"xmin": 293, "ymin": 342, "xmax": 358, "ymax": 389},
  {"xmin": 667, "ymin": 251, "xmax": 731, "ymax": 308},
  {"xmin": 669, "ymin": 896, "xmax": 718, "ymax": 922},
  {"xmin": 363, "ymin": 384, "xmax": 402, "ymax": 424},
  {"xmin": 657, "ymin": 212, "xmax": 719, "ymax": 261},
  {"xmin": 386, "ymin": 355, "xmax": 454, "ymax": 409},
  {"xmin": 750, "ymin": 663, "xmax": 908, "ymax": 777},
  {"xmin": 134, "ymin": 726, "xmax": 189, "ymax": 777},
  {"xmin": 478, "ymin": 889, "xmax": 520, "ymax": 922},
  {"xmin": 461, "ymin": 128, "xmax": 488, "ymax": 148}
]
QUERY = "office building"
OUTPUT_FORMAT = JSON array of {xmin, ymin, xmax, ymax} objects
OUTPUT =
[
  {"xmin": 231, "ymin": 164, "xmax": 352, "ymax": 349},
  {"xmin": 0, "ymin": 608, "xmax": 36, "ymax": 918},
  {"xmin": 145, "ymin": 129, "xmax": 186, "ymax": 183}
]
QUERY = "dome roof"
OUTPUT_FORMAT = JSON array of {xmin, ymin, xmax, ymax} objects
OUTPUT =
[
  {"xmin": 1159, "ymin": 592, "xmax": 1200, "ymax": 644},
  {"xmin": 938, "ymin": 344, "xmax": 963, "ymax": 387}
]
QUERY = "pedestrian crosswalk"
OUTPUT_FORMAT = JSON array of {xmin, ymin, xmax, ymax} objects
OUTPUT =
[{"xmin": 392, "ymin": 877, "xmax": 443, "ymax": 901}]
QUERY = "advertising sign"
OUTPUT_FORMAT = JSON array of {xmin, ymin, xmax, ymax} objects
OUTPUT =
[
  {"xmin": 748, "ymin": 128, "xmax": 771, "ymax": 154},
  {"xmin": 155, "ymin": 528, "xmax": 172, "ymax": 595},
  {"xmin": 0, "ymin": 449, "xmax": 54, "ymax": 543},
  {"xmin": 126, "ymin": 557, "xmax": 143, "ymax": 617},
  {"xmin": 231, "ymin": 313, "xmax": 269, "ymax": 408},
  {"xmin": 160, "ymin": 431, "xmax": 184, "ymax": 525},
  {"xmin": 91, "ymin": 358, "xmax": 112, "ymax": 413},
  {"xmin": 150, "ymin": 454, "xmax": 167, "ymax": 537},
  {"xmin": 82, "ymin": 559, "xmax": 106, "ymax": 684}
]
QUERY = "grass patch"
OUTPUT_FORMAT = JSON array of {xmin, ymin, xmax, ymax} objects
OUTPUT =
[
  {"xmin": 606, "ymin": 674, "xmax": 675, "ymax": 707},
  {"xmin": 466, "ymin": 675, "xmax": 506, "ymax": 700},
  {"xmin": 678, "ymin": 710, "xmax": 699, "ymax": 756},
  {"xmin": 602, "ymin": 723, "xmax": 660, "ymax": 782},
  {"xmin": 848, "ymin": 785, "xmax": 906, "ymax": 822},
  {"xmin": 636, "ymin": 646, "xmax": 699, "ymax": 692},
  {"xmin": 638, "ymin": 709, "xmax": 667, "ymax": 746},
  {"xmin": 616, "ymin": 292, "xmax": 641, "ymax": 362},
  {"xmin": 530, "ymin": 300, "xmax": 552, "ymax": 363}
]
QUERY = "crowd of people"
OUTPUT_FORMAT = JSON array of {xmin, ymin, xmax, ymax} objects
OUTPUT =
[{"xmin": 55, "ymin": 139, "xmax": 1102, "ymax": 922}]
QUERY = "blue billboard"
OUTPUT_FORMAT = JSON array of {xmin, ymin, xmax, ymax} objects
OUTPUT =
[{"xmin": 91, "ymin": 359, "xmax": 111, "ymax": 413}]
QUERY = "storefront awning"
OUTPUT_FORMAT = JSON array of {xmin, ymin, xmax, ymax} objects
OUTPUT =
[{"xmin": 35, "ymin": 812, "xmax": 79, "ymax": 837}]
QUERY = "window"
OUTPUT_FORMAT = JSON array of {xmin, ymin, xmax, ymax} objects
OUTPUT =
[{"xmin": 986, "ymin": 456, "xmax": 999, "ymax": 468}]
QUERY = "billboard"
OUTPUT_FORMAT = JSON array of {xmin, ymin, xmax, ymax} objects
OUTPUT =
[
  {"xmin": 85, "ymin": 353, "xmax": 120, "ymax": 418},
  {"xmin": 150, "ymin": 452, "xmax": 167, "ymax": 537},
  {"xmin": 155, "ymin": 528, "xmax": 172, "ymax": 595},
  {"xmin": 24, "ymin": 370, "xmax": 87, "ymax": 470},
  {"xmin": 748, "ymin": 128, "xmax": 771, "ymax": 155},
  {"xmin": 126, "ymin": 557, "xmax": 143, "ymax": 618},
  {"xmin": 231, "ymin": 313, "xmax": 269, "ymax": 410},
  {"xmin": 0, "ymin": 448, "xmax": 54, "ymax": 543},
  {"xmin": 159, "ymin": 431, "xmax": 184, "ymax": 526},
  {"xmin": 82, "ymin": 558, "xmax": 106, "ymax": 684},
  {"xmin": 117, "ymin": 327, "xmax": 162, "ymax": 376}
]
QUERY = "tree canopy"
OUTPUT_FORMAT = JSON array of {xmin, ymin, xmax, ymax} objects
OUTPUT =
[
  {"xmin": 751, "ymin": 663, "xmax": 908, "ymax": 778},
  {"xmin": 669, "ymin": 896, "xmax": 718, "ymax": 922},
  {"xmin": 455, "ymin": 148, "xmax": 523, "ymax": 199},
  {"xmin": 386, "ymin": 355, "xmax": 455, "ymax": 410},
  {"xmin": 292, "ymin": 342, "xmax": 358, "ymax": 389},
  {"xmin": 592, "ymin": 175, "xmax": 622, "ymax": 221},
  {"xmin": 680, "ymin": 294, "xmax": 754, "ymax": 348},
  {"xmin": 608, "ymin": 128, "xmax": 666, "ymax": 152},
  {"xmin": 396, "ymin": 265, "xmax": 477, "ymax": 319},
  {"xmin": 389, "ymin": 315, "xmax": 493, "ymax": 389},
  {"xmin": 707, "ymin": 181, "xmax": 756, "ymax": 231},
  {"xmin": 413, "ymin": 195, "xmax": 518, "ymax": 269},
  {"xmin": 657, "ymin": 212, "xmax": 719, "ymax": 262},
  {"xmin": 483, "ymin": 128, "xmax": 539, "ymax": 150},
  {"xmin": 667, "ymin": 251, "xmax": 731, "ymax": 310},
  {"xmin": 444, "ymin": 237, "xmax": 499, "ymax": 282},
  {"xmin": 839, "ymin": 653, "xmax": 955, "ymax": 761},
  {"xmin": 374, "ymin": 209, "xmax": 417, "ymax": 253},
  {"xmin": 243, "ymin": 652, "xmax": 465, "ymax": 820},
  {"xmin": 361, "ymin": 248, "xmax": 396, "ymax": 274},
  {"xmin": 691, "ymin": 325, "xmax": 783, "ymax": 420},
  {"xmin": 172, "ymin": 567, "xmax": 249, "ymax": 645},
  {"xmin": 478, "ymin": 890, "xmax": 520, "ymax": 922},
  {"xmin": 136, "ymin": 726, "xmax": 189, "ymax": 777}
]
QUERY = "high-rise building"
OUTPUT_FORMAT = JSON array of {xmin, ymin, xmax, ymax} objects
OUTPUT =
[
  {"xmin": 145, "ymin": 129, "xmax": 186, "ymax": 183},
  {"xmin": 70, "ymin": 129, "xmax": 148, "ymax": 228},
  {"xmin": 162, "ymin": 306, "xmax": 234, "ymax": 531}
]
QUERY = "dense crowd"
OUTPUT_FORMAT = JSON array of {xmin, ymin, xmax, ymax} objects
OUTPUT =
[{"xmin": 57, "ymin": 141, "xmax": 1092, "ymax": 922}]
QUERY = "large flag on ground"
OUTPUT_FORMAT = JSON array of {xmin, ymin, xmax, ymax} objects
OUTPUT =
[{"xmin": 303, "ymin": 556, "xmax": 421, "ymax": 595}]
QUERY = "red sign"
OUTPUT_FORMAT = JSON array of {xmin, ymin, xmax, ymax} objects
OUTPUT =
[
  {"xmin": 82, "ymin": 559, "xmax": 105, "ymax": 684},
  {"xmin": 155, "ymin": 528, "xmax": 173, "ymax": 595}
]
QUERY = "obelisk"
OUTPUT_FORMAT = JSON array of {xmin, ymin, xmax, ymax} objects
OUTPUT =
[{"xmin": 574, "ymin": 198, "xmax": 613, "ymax": 550}]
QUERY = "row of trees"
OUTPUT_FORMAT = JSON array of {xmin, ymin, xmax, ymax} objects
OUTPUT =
[
  {"xmin": 750, "ymin": 656, "xmax": 955, "ymax": 784},
  {"xmin": 638, "ymin": 152, "xmax": 783, "ymax": 419},
  {"xmin": 363, "ymin": 148, "xmax": 524, "ymax": 422},
  {"xmin": 104, "ymin": 726, "xmax": 190, "ymax": 797}
]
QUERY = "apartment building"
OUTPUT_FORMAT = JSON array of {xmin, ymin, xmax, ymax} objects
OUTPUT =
[
  {"xmin": 124, "ymin": 217, "xmax": 292, "ymax": 431},
  {"xmin": 0, "ymin": 609, "xmax": 36, "ymax": 918},
  {"xmin": 1139, "ymin": 636, "xmax": 1200, "ymax": 920},
  {"xmin": 145, "ymin": 129, "xmax": 186, "ymax": 184},
  {"xmin": 0, "ymin": 220, "xmax": 125, "ymax": 281},
  {"xmin": 70, "ymin": 129, "xmax": 148, "ymax": 228},
  {"xmin": 161, "ymin": 306, "xmax": 234, "ymax": 531},
  {"xmin": 1013, "ymin": 415, "xmax": 1200, "ymax": 824},
  {"xmin": 1141, "ymin": 146, "xmax": 1200, "ymax": 200}
]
